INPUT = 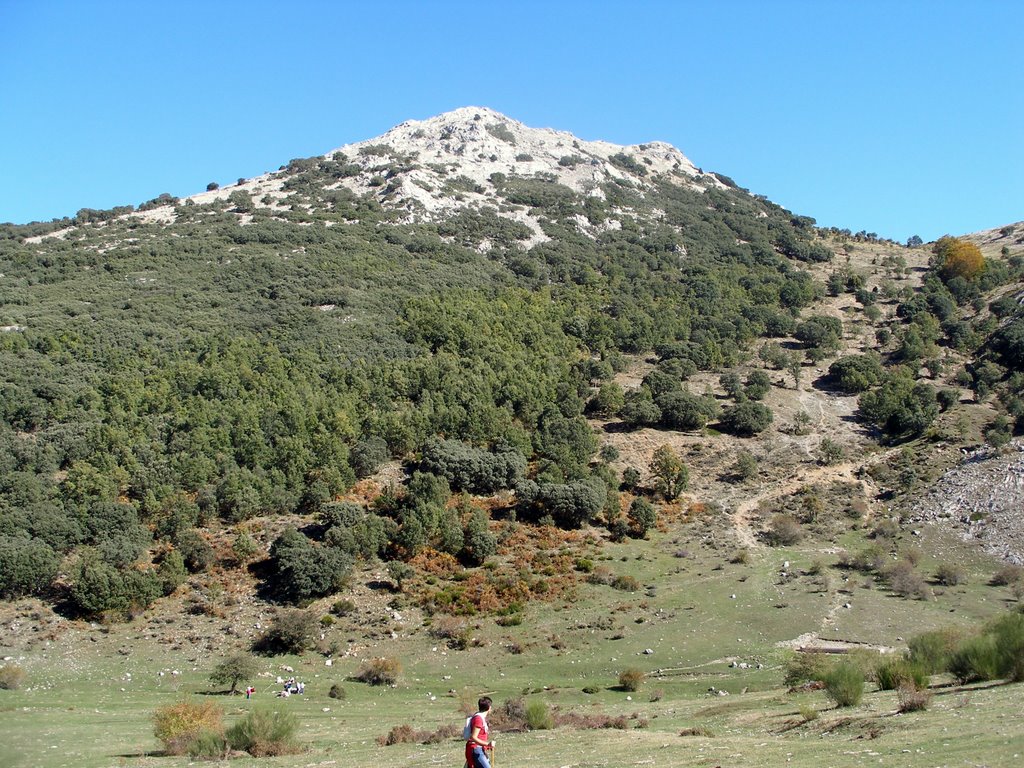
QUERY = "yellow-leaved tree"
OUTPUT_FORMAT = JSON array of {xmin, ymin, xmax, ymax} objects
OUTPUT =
[{"xmin": 933, "ymin": 236, "xmax": 985, "ymax": 282}]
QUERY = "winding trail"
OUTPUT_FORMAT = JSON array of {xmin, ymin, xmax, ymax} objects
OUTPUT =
[
  {"xmin": 727, "ymin": 446, "xmax": 904, "ymax": 653},
  {"xmin": 731, "ymin": 449, "xmax": 899, "ymax": 550}
]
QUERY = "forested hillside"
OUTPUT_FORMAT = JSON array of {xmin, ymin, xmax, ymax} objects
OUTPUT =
[{"xmin": 2, "ymin": 108, "xmax": 1023, "ymax": 621}]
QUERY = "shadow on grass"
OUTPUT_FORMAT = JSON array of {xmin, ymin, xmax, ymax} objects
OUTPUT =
[{"xmin": 114, "ymin": 750, "xmax": 168, "ymax": 759}]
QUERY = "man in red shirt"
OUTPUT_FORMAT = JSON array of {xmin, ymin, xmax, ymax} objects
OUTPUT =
[{"xmin": 465, "ymin": 696, "xmax": 494, "ymax": 768}]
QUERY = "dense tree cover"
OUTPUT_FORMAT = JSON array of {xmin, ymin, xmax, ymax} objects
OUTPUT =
[
  {"xmin": 418, "ymin": 437, "xmax": 526, "ymax": 493},
  {"xmin": 515, "ymin": 477, "xmax": 607, "ymax": 528},
  {"xmin": 0, "ymin": 535, "xmax": 59, "ymax": 598},
  {"xmin": 0, "ymin": 144, "xmax": 845, "ymax": 612}
]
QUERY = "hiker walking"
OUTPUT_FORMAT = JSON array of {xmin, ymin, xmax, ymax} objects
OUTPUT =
[{"xmin": 465, "ymin": 696, "xmax": 494, "ymax": 768}]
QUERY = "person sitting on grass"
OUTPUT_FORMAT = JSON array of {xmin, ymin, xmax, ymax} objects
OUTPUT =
[{"xmin": 465, "ymin": 696, "xmax": 494, "ymax": 768}]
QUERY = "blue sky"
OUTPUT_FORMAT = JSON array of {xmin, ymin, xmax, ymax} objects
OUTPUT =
[{"xmin": 1, "ymin": 1, "xmax": 1021, "ymax": 242}]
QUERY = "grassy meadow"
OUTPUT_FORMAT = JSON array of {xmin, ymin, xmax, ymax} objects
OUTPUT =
[{"xmin": 2, "ymin": 514, "xmax": 1022, "ymax": 768}]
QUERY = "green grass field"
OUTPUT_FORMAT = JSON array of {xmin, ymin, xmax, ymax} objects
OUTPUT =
[{"xmin": 2, "ymin": 520, "xmax": 1022, "ymax": 768}]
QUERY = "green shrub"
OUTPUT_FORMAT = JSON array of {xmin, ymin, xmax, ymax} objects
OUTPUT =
[
  {"xmin": 627, "ymin": 498, "xmax": 657, "ymax": 538},
  {"xmin": 232, "ymin": 532, "xmax": 260, "ymax": 564},
  {"xmin": 823, "ymin": 662, "xmax": 864, "ymax": 707},
  {"xmin": 267, "ymin": 528, "xmax": 352, "ymax": 604},
  {"xmin": 254, "ymin": 609, "xmax": 319, "ymax": 655},
  {"xmin": 328, "ymin": 684, "xmax": 347, "ymax": 699},
  {"xmin": 68, "ymin": 554, "xmax": 162, "ymax": 619},
  {"xmin": 187, "ymin": 729, "xmax": 228, "ymax": 759},
  {"xmin": 990, "ymin": 612, "xmax": 1024, "ymax": 682},
  {"xmin": 157, "ymin": 549, "xmax": 187, "ymax": 595},
  {"xmin": 525, "ymin": 699, "xmax": 553, "ymax": 730},
  {"xmin": 875, "ymin": 657, "xmax": 927, "ymax": 691},
  {"xmin": 908, "ymin": 627, "xmax": 964, "ymax": 674},
  {"xmin": 618, "ymin": 668, "xmax": 644, "ymax": 692},
  {"xmin": 948, "ymin": 634, "xmax": 1001, "ymax": 683},
  {"xmin": 828, "ymin": 354, "xmax": 884, "ymax": 393},
  {"xmin": 153, "ymin": 699, "xmax": 224, "ymax": 756},
  {"xmin": 356, "ymin": 657, "xmax": 402, "ymax": 686},
  {"xmin": 783, "ymin": 652, "xmax": 833, "ymax": 687},
  {"xmin": 798, "ymin": 704, "xmax": 819, "ymax": 722},
  {"xmin": 611, "ymin": 574, "xmax": 640, "ymax": 592},
  {"xmin": 0, "ymin": 664, "xmax": 27, "ymax": 690},
  {"xmin": 720, "ymin": 401, "xmax": 774, "ymax": 436},
  {"xmin": 331, "ymin": 598, "xmax": 356, "ymax": 616},
  {"xmin": 461, "ymin": 508, "xmax": 497, "ymax": 565},
  {"xmin": 226, "ymin": 707, "xmax": 299, "ymax": 757},
  {"xmin": 732, "ymin": 451, "xmax": 758, "ymax": 482},
  {"xmin": 175, "ymin": 529, "xmax": 215, "ymax": 573}
]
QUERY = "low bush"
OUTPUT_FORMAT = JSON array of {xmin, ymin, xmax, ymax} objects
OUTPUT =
[
  {"xmin": 679, "ymin": 725, "xmax": 715, "ymax": 737},
  {"xmin": 378, "ymin": 724, "xmax": 424, "ymax": 746},
  {"xmin": 186, "ymin": 729, "xmax": 228, "ymax": 759},
  {"xmin": 153, "ymin": 699, "xmax": 224, "ymax": 756},
  {"xmin": 766, "ymin": 514, "xmax": 803, "ymax": 546},
  {"xmin": 990, "ymin": 612, "xmax": 1024, "ymax": 682},
  {"xmin": 798, "ymin": 704, "xmax": 819, "ymax": 722},
  {"xmin": 489, "ymin": 696, "xmax": 527, "ymax": 731},
  {"xmin": 823, "ymin": 662, "xmax": 864, "ymax": 707},
  {"xmin": 884, "ymin": 560, "xmax": 930, "ymax": 599},
  {"xmin": 254, "ymin": 609, "xmax": 319, "ymax": 655},
  {"xmin": 908, "ymin": 627, "xmax": 965, "ymax": 674},
  {"xmin": 429, "ymin": 616, "xmax": 469, "ymax": 649},
  {"xmin": 331, "ymin": 598, "xmax": 356, "ymax": 616},
  {"xmin": 226, "ymin": 707, "xmax": 300, "ymax": 757},
  {"xmin": 897, "ymin": 685, "xmax": 932, "ymax": 712},
  {"xmin": 611, "ymin": 574, "xmax": 640, "ymax": 592},
  {"xmin": 0, "ymin": 664, "xmax": 27, "ymax": 690},
  {"xmin": 328, "ymin": 684, "xmax": 347, "ymax": 699},
  {"xmin": 783, "ymin": 651, "xmax": 833, "ymax": 687},
  {"xmin": 990, "ymin": 565, "xmax": 1023, "ymax": 586},
  {"xmin": 618, "ymin": 668, "xmax": 645, "ymax": 692},
  {"xmin": 875, "ymin": 657, "xmax": 927, "ymax": 691},
  {"xmin": 934, "ymin": 563, "xmax": 967, "ymax": 586},
  {"xmin": 356, "ymin": 657, "xmax": 402, "ymax": 686},
  {"xmin": 948, "ymin": 635, "xmax": 1000, "ymax": 684},
  {"xmin": 525, "ymin": 699, "xmax": 553, "ymax": 730}
]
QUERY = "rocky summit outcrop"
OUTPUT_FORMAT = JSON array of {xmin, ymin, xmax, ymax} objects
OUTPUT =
[
  {"xmin": 72, "ymin": 106, "xmax": 725, "ymax": 249},
  {"xmin": 908, "ymin": 441, "xmax": 1024, "ymax": 564}
]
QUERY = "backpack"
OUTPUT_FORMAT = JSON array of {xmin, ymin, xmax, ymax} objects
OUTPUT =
[{"xmin": 462, "ymin": 714, "xmax": 476, "ymax": 740}]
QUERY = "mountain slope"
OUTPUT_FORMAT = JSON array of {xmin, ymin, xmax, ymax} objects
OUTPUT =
[{"xmin": 1, "ymin": 106, "xmax": 1022, "ymax": 623}]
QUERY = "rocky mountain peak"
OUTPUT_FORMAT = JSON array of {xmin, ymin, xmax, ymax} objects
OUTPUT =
[{"xmin": 309, "ymin": 106, "xmax": 716, "ymax": 245}]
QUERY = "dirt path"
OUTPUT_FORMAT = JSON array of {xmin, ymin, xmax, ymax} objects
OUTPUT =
[{"xmin": 731, "ymin": 448, "xmax": 898, "ymax": 550}]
